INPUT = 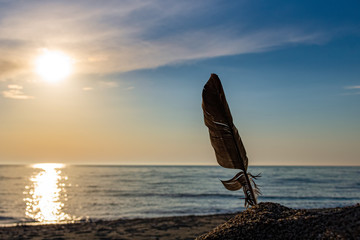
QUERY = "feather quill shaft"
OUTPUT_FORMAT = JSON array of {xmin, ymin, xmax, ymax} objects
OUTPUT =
[{"xmin": 202, "ymin": 73, "xmax": 260, "ymax": 207}]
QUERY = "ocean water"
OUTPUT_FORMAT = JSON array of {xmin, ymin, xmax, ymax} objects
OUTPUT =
[{"xmin": 0, "ymin": 165, "xmax": 359, "ymax": 225}]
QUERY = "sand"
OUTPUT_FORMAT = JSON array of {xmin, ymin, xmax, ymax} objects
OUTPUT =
[
  {"xmin": 0, "ymin": 203, "xmax": 359, "ymax": 240},
  {"xmin": 197, "ymin": 202, "xmax": 360, "ymax": 240},
  {"xmin": 0, "ymin": 213, "xmax": 233, "ymax": 240}
]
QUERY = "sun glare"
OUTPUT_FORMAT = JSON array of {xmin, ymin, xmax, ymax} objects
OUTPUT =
[
  {"xmin": 24, "ymin": 163, "xmax": 72, "ymax": 223},
  {"xmin": 35, "ymin": 50, "xmax": 72, "ymax": 83}
]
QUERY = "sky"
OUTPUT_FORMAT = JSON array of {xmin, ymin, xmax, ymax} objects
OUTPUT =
[{"xmin": 0, "ymin": 0, "xmax": 359, "ymax": 166}]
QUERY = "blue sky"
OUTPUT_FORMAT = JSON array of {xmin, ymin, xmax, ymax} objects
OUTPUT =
[{"xmin": 0, "ymin": 1, "xmax": 359, "ymax": 165}]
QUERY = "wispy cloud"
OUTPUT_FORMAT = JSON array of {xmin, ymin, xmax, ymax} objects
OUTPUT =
[
  {"xmin": 7, "ymin": 85, "xmax": 23, "ymax": 90},
  {"xmin": 82, "ymin": 87, "xmax": 94, "ymax": 91},
  {"xmin": 0, "ymin": 1, "xmax": 338, "ymax": 82},
  {"xmin": 0, "ymin": 60, "xmax": 28, "ymax": 80},
  {"xmin": 344, "ymin": 85, "xmax": 360, "ymax": 89},
  {"xmin": 341, "ymin": 92, "xmax": 360, "ymax": 96},
  {"xmin": 99, "ymin": 81, "xmax": 118, "ymax": 88},
  {"xmin": 341, "ymin": 85, "xmax": 360, "ymax": 95},
  {"xmin": 2, "ymin": 85, "xmax": 34, "ymax": 99}
]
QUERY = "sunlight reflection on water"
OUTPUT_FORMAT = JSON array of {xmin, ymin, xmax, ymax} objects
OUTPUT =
[{"xmin": 23, "ymin": 163, "xmax": 74, "ymax": 223}]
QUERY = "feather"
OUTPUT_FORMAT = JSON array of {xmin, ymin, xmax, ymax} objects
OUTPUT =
[
  {"xmin": 202, "ymin": 74, "xmax": 248, "ymax": 170},
  {"xmin": 202, "ymin": 73, "xmax": 261, "ymax": 207},
  {"xmin": 220, "ymin": 171, "xmax": 245, "ymax": 191}
]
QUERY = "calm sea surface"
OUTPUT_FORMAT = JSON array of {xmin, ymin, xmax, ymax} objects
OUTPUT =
[{"xmin": 0, "ymin": 165, "xmax": 359, "ymax": 225}]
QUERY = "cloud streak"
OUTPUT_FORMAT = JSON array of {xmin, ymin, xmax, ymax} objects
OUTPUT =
[
  {"xmin": 2, "ymin": 85, "xmax": 34, "ymax": 99},
  {"xmin": 0, "ymin": 1, "xmax": 335, "ymax": 82},
  {"xmin": 344, "ymin": 85, "xmax": 360, "ymax": 89},
  {"xmin": 82, "ymin": 87, "xmax": 93, "ymax": 91},
  {"xmin": 342, "ymin": 85, "xmax": 360, "ymax": 95}
]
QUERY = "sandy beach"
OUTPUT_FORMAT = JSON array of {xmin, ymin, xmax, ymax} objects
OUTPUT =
[
  {"xmin": 0, "ymin": 213, "xmax": 234, "ymax": 240},
  {"xmin": 1, "ymin": 202, "xmax": 359, "ymax": 240}
]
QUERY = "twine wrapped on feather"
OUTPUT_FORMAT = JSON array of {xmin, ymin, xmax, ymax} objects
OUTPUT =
[{"xmin": 202, "ymin": 74, "xmax": 260, "ymax": 207}]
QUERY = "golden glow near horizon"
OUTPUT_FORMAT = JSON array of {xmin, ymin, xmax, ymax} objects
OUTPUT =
[
  {"xmin": 24, "ymin": 163, "xmax": 72, "ymax": 223},
  {"xmin": 35, "ymin": 50, "xmax": 72, "ymax": 83},
  {"xmin": 32, "ymin": 163, "xmax": 65, "ymax": 170}
]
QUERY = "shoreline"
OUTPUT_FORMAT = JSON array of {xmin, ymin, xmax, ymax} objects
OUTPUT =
[{"xmin": 0, "ymin": 211, "xmax": 241, "ymax": 227}]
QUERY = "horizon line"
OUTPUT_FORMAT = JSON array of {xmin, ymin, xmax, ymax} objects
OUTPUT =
[{"xmin": 0, "ymin": 163, "xmax": 359, "ymax": 167}]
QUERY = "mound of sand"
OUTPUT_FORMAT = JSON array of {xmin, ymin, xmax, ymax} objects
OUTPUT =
[{"xmin": 196, "ymin": 202, "xmax": 360, "ymax": 240}]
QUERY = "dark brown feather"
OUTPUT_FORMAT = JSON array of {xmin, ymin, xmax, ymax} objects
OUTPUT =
[
  {"xmin": 202, "ymin": 73, "xmax": 248, "ymax": 170},
  {"xmin": 202, "ymin": 74, "xmax": 260, "ymax": 207},
  {"xmin": 220, "ymin": 172, "xmax": 246, "ymax": 191},
  {"xmin": 221, "ymin": 180, "xmax": 243, "ymax": 191}
]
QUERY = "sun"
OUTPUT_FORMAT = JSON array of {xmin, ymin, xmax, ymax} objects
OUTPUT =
[{"xmin": 35, "ymin": 50, "xmax": 72, "ymax": 83}]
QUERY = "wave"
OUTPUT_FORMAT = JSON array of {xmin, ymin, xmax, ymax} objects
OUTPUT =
[
  {"xmin": 0, "ymin": 176, "xmax": 23, "ymax": 180},
  {"xmin": 259, "ymin": 196, "xmax": 359, "ymax": 201},
  {"xmin": 82, "ymin": 191, "xmax": 360, "ymax": 202},
  {"xmin": 83, "ymin": 192, "xmax": 238, "ymax": 199},
  {"xmin": 0, "ymin": 216, "xmax": 16, "ymax": 220},
  {"xmin": 0, "ymin": 216, "xmax": 30, "ymax": 226},
  {"xmin": 273, "ymin": 177, "xmax": 326, "ymax": 184}
]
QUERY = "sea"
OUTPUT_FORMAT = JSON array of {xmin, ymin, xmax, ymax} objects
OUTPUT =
[{"xmin": 0, "ymin": 165, "xmax": 359, "ymax": 226}]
